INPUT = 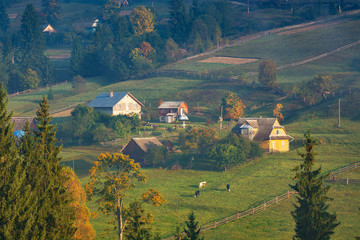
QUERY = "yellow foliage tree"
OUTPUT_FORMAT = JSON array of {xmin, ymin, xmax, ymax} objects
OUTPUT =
[
  {"xmin": 142, "ymin": 189, "xmax": 166, "ymax": 206},
  {"xmin": 273, "ymin": 103, "xmax": 284, "ymax": 122},
  {"xmin": 63, "ymin": 167, "xmax": 96, "ymax": 240},
  {"xmin": 129, "ymin": 6, "xmax": 156, "ymax": 35},
  {"xmin": 223, "ymin": 92, "xmax": 246, "ymax": 120},
  {"xmin": 102, "ymin": 0, "xmax": 122, "ymax": 18},
  {"xmin": 86, "ymin": 153, "xmax": 165, "ymax": 240}
]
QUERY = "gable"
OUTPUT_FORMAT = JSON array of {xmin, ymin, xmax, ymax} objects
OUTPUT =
[{"xmin": 88, "ymin": 92, "xmax": 143, "ymax": 108}]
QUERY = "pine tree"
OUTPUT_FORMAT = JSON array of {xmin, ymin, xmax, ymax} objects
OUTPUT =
[
  {"xmin": 290, "ymin": 131, "xmax": 340, "ymax": 240},
  {"xmin": 0, "ymin": 84, "xmax": 36, "ymax": 239},
  {"xmin": 183, "ymin": 211, "xmax": 204, "ymax": 240},
  {"xmin": 0, "ymin": 0, "xmax": 9, "ymax": 34}
]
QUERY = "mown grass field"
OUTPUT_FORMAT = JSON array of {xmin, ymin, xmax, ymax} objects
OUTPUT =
[
  {"xmin": 70, "ymin": 117, "xmax": 360, "ymax": 239},
  {"xmin": 166, "ymin": 13, "xmax": 360, "ymax": 85}
]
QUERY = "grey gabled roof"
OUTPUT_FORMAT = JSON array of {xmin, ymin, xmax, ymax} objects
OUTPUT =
[
  {"xmin": 158, "ymin": 101, "xmax": 185, "ymax": 109},
  {"xmin": 11, "ymin": 117, "xmax": 36, "ymax": 132},
  {"xmin": 88, "ymin": 92, "xmax": 143, "ymax": 108}
]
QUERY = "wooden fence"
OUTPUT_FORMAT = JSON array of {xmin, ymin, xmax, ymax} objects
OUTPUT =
[
  {"xmin": 162, "ymin": 160, "xmax": 360, "ymax": 239},
  {"xmin": 8, "ymin": 80, "xmax": 68, "ymax": 98}
]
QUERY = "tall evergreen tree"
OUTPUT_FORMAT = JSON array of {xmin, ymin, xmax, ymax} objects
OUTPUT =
[
  {"xmin": 169, "ymin": 0, "xmax": 189, "ymax": 43},
  {"xmin": 0, "ymin": 0, "xmax": 9, "ymax": 34},
  {"xmin": 290, "ymin": 131, "xmax": 340, "ymax": 240},
  {"xmin": 0, "ymin": 84, "xmax": 36, "ymax": 239},
  {"xmin": 42, "ymin": 0, "xmax": 61, "ymax": 25},
  {"xmin": 23, "ymin": 95, "xmax": 76, "ymax": 239},
  {"xmin": 183, "ymin": 211, "xmax": 204, "ymax": 240},
  {"xmin": 19, "ymin": 4, "xmax": 54, "ymax": 85},
  {"xmin": 70, "ymin": 37, "xmax": 84, "ymax": 76}
]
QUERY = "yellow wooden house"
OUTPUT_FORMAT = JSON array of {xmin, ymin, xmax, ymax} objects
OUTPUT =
[{"xmin": 232, "ymin": 118, "xmax": 293, "ymax": 152}]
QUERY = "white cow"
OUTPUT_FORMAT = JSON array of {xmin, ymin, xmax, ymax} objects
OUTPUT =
[{"xmin": 199, "ymin": 181, "xmax": 206, "ymax": 188}]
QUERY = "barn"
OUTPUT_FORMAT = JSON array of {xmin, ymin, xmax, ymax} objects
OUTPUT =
[{"xmin": 122, "ymin": 137, "xmax": 163, "ymax": 163}]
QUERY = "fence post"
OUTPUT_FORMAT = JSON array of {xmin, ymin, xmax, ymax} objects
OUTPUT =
[
  {"xmin": 264, "ymin": 202, "xmax": 266, "ymax": 209},
  {"xmin": 214, "ymin": 221, "xmax": 216, "ymax": 228},
  {"xmin": 252, "ymin": 208, "xmax": 255, "ymax": 215},
  {"xmin": 237, "ymin": 212, "xmax": 239, "ymax": 219},
  {"xmin": 347, "ymin": 177, "xmax": 349, "ymax": 185},
  {"xmin": 287, "ymin": 190, "xmax": 290, "ymax": 198},
  {"xmin": 226, "ymin": 217, "xmax": 228, "ymax": 224},
  {"xmin": 276, "ymin": 196, "xmax": 278, "ymax": 204}
]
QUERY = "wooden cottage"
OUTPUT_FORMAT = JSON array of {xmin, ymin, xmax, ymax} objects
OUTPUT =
[
  {"xmin": 11, "ymin": 117, "xmax": 36, "ymax": 131},
  {"xmin": 158, "ymin": 101, "xmax": 188, "ymax": 123},
  {"xmin": 122, "ymin": 137, "xmax": 163, "ymax": 163},
  {"xmin": 88, "ymin": 92, "xmax": 143, "ymax": 117},
  {"xmin": 232, "ymin": 118, "xmax": 293, "ymax": 152}
]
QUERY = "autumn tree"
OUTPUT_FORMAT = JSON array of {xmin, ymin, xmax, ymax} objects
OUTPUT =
[
  {"xmin": 183, "ymin": 211, "xmax": 204, "ymax": 240},
  {"xmin": 309, "ymin": 73, "xmax": 333, "ymax": 101},
  {"xmin": 165, "ymin": 38, "xmax": 181, "ymax": 62},
  {"xmin": 42, "ymin": 0, "xmax": 61, "ymax": 24},
  {"xmin": 103, "ymin": 0, "xmax": 122, "ymax": 19},
  {"xmin": 258, "ymin": 59, "xmax": 277, "ymax": 88},
  {"xmin": 129, "ymin": 41, "xmax": 155, "ymax": 74},
  {"xmin": 130, "ymin": 6, "xmax": 156, "ymax": 35},
  {"xmin": 22, "ymin": 68, "xmax": 40, "ymax": 90},
  {"xmin": 62, "ymin": 167, "xmax": 95, "ymax": 240},
  {"xmin": 290, "ymin": 131, "xmax": 339, "ymax": 240},
  {"xmin": 273, "ymin": 103, "xmax": 284, "ymax": 122},
  {"xmin": 86, "ymin": 153, "xmax": 165, "ymax": 240},
  {"xmin": 222, "ymin": 92, "xmax": 246, "ymax": 120}
]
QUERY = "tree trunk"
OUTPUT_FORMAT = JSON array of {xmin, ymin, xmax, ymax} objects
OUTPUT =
[{"xmin": 117, "ymin": 198, "xmax": 123, "ymax": 240}]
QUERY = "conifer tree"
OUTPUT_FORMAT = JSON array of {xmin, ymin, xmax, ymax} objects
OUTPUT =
[
  {"xmin": 42, "ymin": 0, "xmax": 61, "ymax": 25},
  {"xmin": 290, "ymin": 131, "xmax": 339, "ymax": 240},
  {"xmin": 0, "ymin": 0, "xmax": 9, "ymax": 34},
  {"xmin": 0, "ymin": 84, "xmax": 36, "ymax": 239},
  {"xmin": 169, "ymin": 0, "xmax": 189, "ymax": 43},
  {"xmin": 70, "ymin": 37, "xmax": 84, "ymax": 76},
  {"xmin": 25, "ymin": 95, "xmax": 76, "ymax": 239},
  {"xmin": 183, "ymin": 211, "xmax": 204, "ymax": 240}
]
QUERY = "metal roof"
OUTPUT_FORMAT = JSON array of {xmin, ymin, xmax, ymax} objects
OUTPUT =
[
  {"xmin": 158, "ymin": 101, "xmax": 185, "ymax": 109},
  {"xmin": 88, "ymin": 92, "xmax": 143, "ymax": 108}
]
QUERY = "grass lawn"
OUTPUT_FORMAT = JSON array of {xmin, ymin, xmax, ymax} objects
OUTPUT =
[
  {"xmin": 203, "ymin": 167, "xmax": 360, "ymax": 240},
  {"xmin": 72, "ymin": 117, "xmax": 360, "ymax": 239}
]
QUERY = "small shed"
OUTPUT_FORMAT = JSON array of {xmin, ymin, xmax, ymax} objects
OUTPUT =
[{"xmin": 122, "ymin": 137, "xmax": 163, "ymax": 163}]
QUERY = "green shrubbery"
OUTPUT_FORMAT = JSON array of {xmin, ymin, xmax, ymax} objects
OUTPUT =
[{"xmin": 58, "ymin": 105, "xmax": 140, "ymax": 145}]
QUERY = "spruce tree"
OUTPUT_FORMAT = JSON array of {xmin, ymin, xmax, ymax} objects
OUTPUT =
[
  {"xmin": 24, "ymin": 95, "xmax": 76, "ymax": 239},
  {"xmin": 70, "ymin": 37, "xmax": 84, "ymax": 76},
  {"xmin": 183, "ymin": 211, "xmax": 204, "ymax": 240},
  {"xmin": 0, "ymin": 0, "xmax": 9, "ymax": 34},
  {"xmin": 0, "ymin": 84, "xmax": 36, "ymax": 239},
  {"xmin": 169, "ymin": 0, "xmax": 189, "ymax": 43},
  {"xmin": 290, "ymin": 131, "xmax": 339, "ymax": 240}
]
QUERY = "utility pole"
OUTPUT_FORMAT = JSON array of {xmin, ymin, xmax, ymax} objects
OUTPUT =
[
  {"xmin": 219, "ymin": 105, "xmax": 223, "ymax": 130},
  {"xmin": 338, "ymin": 98, "xmax": 341, "ymax": 127}
]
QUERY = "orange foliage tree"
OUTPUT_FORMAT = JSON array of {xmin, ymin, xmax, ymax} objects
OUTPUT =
[
  {"xmin": 63, "ymin": 167, "xmax": 96, "ymax": 240},
  {"xmin": 222, "ymin": 92, "xmax": 246, "ymax": 120},
  {"xmin": 129, "ymin": 6, "xmax": 156, "ymax": 35},
  {"xmin": 273, "ymin": 103, "xmax": 284, "ymax": 122},
  {"xmin": 85, "ymin": 153, "xmax": 165, "ymax": 240}
]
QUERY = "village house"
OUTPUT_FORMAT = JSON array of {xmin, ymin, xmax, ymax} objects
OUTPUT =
[
  {"xmin": 88, "ymin": 92, "xmax": 143, "ymax": 117},
  {"xmin": 122, "ymin": 137, "xmax": 163, "ymax": 163},
  {"xmin": 11, "ymin": 117, "xmax": 36, "ymax": 138},
  {"xmin": 232, "ymin": 118, "xmax": 293, "ymax": 152},
  {"xmin": 43, "ymin": 24, "xmax": 56, "ymax": 35},
  {"xmin": 158, "ymin": 101, "xmax": 188, "ymax": 123}
]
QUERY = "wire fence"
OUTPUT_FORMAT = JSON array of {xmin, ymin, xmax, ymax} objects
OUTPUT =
[{"xmin": 162, "ymin": 160, "xmax": 360, "ymax": 239}]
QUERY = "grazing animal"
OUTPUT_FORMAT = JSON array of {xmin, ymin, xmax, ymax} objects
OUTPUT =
[
  {"xmin": 226, "ymin": 184, "xmax": 230, "ymax": 192},
  {"xmin": 194, "ymin": 190, "xmax": 200, "ymax": 198},
  {"xmin": 199, "ymin": 181, "xmax": 207, "ymax": 188}
]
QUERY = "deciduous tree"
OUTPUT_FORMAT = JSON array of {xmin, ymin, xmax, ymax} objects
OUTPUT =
[
  {"xmin": 86, "ymin": 153, "xmax": 147, "ymax": 240},
  {"xmin": 273, "ymin": 103, "xmax": 284, "ymax": 122},
  {"xmin": 103, "ymin": 0, "xmax": 122, "ymax": 19},
  {"xmin": 290, "ymin": 131, "xmax": 339, "ymax": 240},
  {"xmin": 258, "ymin": 59, "xmax": 277, "ymax": 88},
  {"xmin": 222, "ymin": 92, "xmax": 246, "ymax": 120},
  {"xmin": 42, "ymin": 0, "xmax": 61, "ymax": 24},
  {"xmin": 130, "ymin": 6, "xmax": 156, "ymax": 35}
]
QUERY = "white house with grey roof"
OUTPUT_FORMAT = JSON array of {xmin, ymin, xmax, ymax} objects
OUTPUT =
[{"xmin": 88, "ymin": 92, "xmax": 143, "ymax": 117}]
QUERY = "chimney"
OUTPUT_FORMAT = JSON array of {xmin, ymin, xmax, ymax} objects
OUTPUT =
[{"xmin": 110, "ymin": 91, "xmax": 113, "ymax": 97}]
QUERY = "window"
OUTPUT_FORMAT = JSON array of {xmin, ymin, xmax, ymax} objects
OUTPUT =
[
  {"xmin": 276, "ymin": 129, "xmax": 280, "ymax": 134},
  {"xmin": 126, "ymin": 104, "xmax": 129, "ymax": 111}
]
